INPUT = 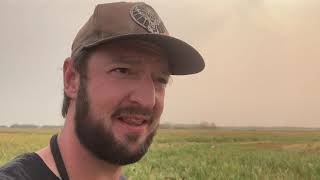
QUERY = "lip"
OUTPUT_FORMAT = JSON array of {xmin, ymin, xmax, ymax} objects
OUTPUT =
[{"xmin": 112, "ymin": 115, "xmax": 150, "ymax": 134}]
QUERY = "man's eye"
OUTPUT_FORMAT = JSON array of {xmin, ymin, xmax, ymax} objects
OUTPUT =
[{"xmin": 111, "ymin": 68, "xmax": 130, "ymax": 75}]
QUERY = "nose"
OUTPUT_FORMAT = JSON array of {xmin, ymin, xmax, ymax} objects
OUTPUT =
[{"xmin": 128, "ymin": 74, "xmax": 156, "ymax": 109}]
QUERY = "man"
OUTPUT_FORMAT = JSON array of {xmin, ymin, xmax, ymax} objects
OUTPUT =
[{"xmin": 0, "ymin": 2, "xmax": 204, "ymax": 180}]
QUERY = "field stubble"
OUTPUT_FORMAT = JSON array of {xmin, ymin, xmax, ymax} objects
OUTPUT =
[{"xmin": 1, "ymin": 128, "xmax": 320, "ymax": 180}]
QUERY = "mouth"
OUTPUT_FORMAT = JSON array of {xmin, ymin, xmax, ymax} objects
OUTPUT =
[
  {"xmin": 113, "ymin": 114, "xmax": 151, "ymax": 134},
  {"xmin": 116, "ymin": 115, "xmax": 149, "ymax": 126}
]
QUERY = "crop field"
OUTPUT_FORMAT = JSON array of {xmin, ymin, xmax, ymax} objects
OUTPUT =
[{"xmin": 1, "ymin": 128, "xmax": 320, "ymax": 180}]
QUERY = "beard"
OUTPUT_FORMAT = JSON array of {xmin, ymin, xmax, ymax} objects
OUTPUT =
[{"xmin": 74, "ymin": 78, "xmax": 157, "ymax": 165}]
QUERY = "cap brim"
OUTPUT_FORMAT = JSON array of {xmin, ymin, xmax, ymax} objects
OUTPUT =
[{"xmin": 82, "ymin": 33, "xmax": 205, "ymax": 75}]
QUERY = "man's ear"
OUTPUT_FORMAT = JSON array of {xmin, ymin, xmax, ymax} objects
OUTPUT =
[{"xmin": 63, "ymin": 57, "xmax": 79, "ymax": 99}]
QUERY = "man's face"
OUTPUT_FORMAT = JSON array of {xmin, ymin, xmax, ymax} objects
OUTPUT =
[{"xmin": 74, "ymin": 40, "xmax": 169, "ymax": 165}]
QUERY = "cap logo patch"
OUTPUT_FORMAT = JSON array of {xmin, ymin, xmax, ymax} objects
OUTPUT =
[{"xmin": 130, "ymin": 3, "xmax": 166, "ymax": 34}]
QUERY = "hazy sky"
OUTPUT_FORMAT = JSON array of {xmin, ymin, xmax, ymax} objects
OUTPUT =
[{"xmin": 0, "ymin": 0, "xmax": 319, "ymax": 127}]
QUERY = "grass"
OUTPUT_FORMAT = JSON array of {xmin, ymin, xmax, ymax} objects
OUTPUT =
[{"xmin": 1, "ymin": 128, "xmax": 320, "ymax": 179}]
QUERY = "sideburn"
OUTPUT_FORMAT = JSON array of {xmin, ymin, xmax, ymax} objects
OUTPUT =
[{"xmin": 74, "ymin": 77, "xmax": 89, "ymax": 124}]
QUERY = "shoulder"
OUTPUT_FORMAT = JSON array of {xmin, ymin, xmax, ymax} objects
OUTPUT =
[
  {"xmin": 0, "ymin": 153, "xmax": 37, "ymax": 180},
  {"xmin": 0, "ymin": 152, "xmax": 58, "ymax": 180}
]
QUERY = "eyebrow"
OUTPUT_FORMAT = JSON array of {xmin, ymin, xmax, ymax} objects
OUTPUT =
[{"xmin": 109, "ymin": 56, "xmax": 170, "ymax": 75}]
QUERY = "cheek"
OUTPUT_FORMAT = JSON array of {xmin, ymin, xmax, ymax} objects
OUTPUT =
[
  {"xmin": 86, "ymin": 79, "xmax": 128, "ymax": 118},
  {"xmin": 154, "ymin": 91, "xmax": 166, "ymax": 118}
]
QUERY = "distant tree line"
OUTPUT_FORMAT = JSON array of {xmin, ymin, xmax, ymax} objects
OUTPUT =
[
  {"xmin": 160, "ymin": 121, "xmax": 217, "ymax": 129},
  {"xmin": 0, "ymin": 124, "xmax": 63, "ymax": 128},
  {"xmin": 0, "ymin": 122, "xmax": 217, "ymax": 129}
]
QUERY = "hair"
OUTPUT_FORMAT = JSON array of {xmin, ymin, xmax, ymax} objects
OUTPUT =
[{"xmin": 61, "ymin": 49, "xmax": 91, "ymax": 117}]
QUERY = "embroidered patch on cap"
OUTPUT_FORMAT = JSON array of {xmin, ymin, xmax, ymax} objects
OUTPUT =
[{"xmin": 130, "ymin": 3, "xmax": 167, "ymax": 34}]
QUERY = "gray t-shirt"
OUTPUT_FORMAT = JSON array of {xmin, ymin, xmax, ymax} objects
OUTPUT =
[{"xmin": 0, "ymin": 153, "xmax": 126, "ymax": 180}]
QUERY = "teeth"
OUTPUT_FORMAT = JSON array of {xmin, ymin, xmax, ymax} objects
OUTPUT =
[{"xmin": 119, "ymin": 117, "xmax": 145, "ymax": 126}]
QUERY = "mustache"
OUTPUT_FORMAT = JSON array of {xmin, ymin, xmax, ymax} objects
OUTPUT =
[{"xmin": 111, "ymin": 105, "xmax": 154, "ymax": 119}]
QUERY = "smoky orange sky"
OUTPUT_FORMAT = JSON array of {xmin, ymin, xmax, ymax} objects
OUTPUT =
[{"xmin": 0, "ymin": 0, "xmax": 319, "ymax": 127}]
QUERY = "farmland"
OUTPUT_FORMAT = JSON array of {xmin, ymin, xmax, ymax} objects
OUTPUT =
[{"xmin": 1, "ymin": 128, "xmax": 320, "ymax": 179}]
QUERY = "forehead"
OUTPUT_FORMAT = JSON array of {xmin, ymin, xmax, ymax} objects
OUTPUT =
[{"xmin": 93, "ymin": 39, "xmax": 169, "ymax": 67}]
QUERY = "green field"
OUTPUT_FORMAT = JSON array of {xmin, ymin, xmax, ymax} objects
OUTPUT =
[{"xmin": 1, "ymin": 128, "xmax": 320, "ymax": 180}]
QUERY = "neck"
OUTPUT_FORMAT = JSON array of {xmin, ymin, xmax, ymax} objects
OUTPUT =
[{"xmin": 57, "ymin": 109, "xmax": 122, "ymax": 180}]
